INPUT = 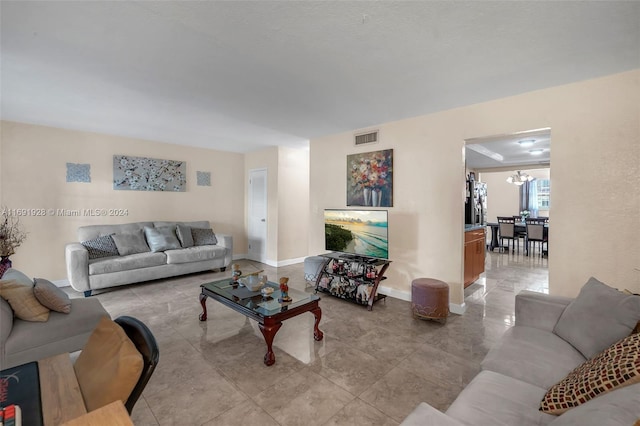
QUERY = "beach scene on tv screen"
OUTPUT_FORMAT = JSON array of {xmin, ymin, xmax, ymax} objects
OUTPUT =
[{"xmin": 325, "ymin": 210, "xmax": 388, "ymax": 259}]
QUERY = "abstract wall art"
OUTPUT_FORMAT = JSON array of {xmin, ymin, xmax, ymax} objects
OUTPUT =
[
  {"xmin": 113, "ymin": 155, "xmax": 186, "ymax": 191},
  {"xmin": 347, "ymin": 149, "xmax": 393, "ymax": 207}
]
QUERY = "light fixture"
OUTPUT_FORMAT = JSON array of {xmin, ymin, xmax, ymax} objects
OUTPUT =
[
  {"xmin": 529, "ymin": 149, "xmax": 544, "ymax": 155},
  {"xmin": 506, "ymin": 171, "xmax": 534, "ymax": 186},
  {"xmin": 518, "ymin": 139, "xmax": 536, "ymax": 147}
]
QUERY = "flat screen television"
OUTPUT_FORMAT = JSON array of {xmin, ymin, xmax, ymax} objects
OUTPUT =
[{"xmin": 324, "ymin": 209, "xmax": 388, "ymax": 259}]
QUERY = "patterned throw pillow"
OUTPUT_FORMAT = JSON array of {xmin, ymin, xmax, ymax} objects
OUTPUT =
[
  {"xmin": 191, "ymin": 228, "xmax": 218, "ymax": 246},
  {"xmin": 540, "ymin": 333, "xmax": 640, "ymax": 415},
  {"xmin": 81, "ymin": 235, "xmax": 119, "ymax": 259}
]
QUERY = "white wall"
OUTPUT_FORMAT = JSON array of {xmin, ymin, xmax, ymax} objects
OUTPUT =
[
  {"xmin": 0, "ymin": 121, "xmax": 246, "ymax": 280},
  {"xmin": 245, "ymin": 146, "xmax": 310, "ymax": 265},
  {"xmin": 309, "ymin": 70, "xmax": 640, "ymax": 305},
  {"xmin": 277, "ymin": 146, "xmax": 310, "ymax": 263}
]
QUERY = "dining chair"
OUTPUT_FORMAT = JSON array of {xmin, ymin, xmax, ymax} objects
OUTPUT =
[
  {"xmin": 497, "ymin": 217, "xmax": 518, "ymax": 254},
  {"xmin": 511, "ymin": 215, "xmax": 527, "ymax": 247},
  {"xmin": 114, "ymin": 316, "xmax": 160, "ymax": 414},
  {"xmin": 74, "ymin": 316, "xmax": 159, "ymax": 414},
  {"xmin": 525, "ymin": 218, "xmax": 548, "ymax": 257}
]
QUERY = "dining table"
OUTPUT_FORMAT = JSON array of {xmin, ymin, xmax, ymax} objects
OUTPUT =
[
  {"xmin": 1, "ymin": 353, "xmax": 132, "ymax": 426},
  {"xmin": 486, "ymin": 221, "xmax": 549, "ymax": 256}
]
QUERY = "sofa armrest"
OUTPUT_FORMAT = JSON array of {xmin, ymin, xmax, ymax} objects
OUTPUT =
[
  {"xmin": 216, "ymin": 234, "xmax": 233, "ymax": 267},
  {"xmin": 400, "ymin": 403, "xmax": 466, "ymax": 426},
  {"xmin": 515, "ymin": 290, "xmax": 573, "ymax": 332},
  {"xmin": 65, "ymin": 243, "xmax": 90, "ymax": 292},
  {"xmin": 1, "ymin": 298, "xmax": 14, "ymax": 368}
]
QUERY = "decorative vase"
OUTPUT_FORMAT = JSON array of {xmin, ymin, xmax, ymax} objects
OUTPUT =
[
  {"xmin": 0, "ymin": 256, "xmax": 12, "ymax": 278},
  {"xmin": 372, "ymin": 189, "xmax": 382, "ymax": 207},
  {"xmin": 363, "ymin": 188, "xmax": 372, "ymax": 206}
]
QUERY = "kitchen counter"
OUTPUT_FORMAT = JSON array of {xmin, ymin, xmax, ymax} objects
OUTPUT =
[{"xmin": 464, "ymin": 224, "xmax": 485, "ymax": 231}]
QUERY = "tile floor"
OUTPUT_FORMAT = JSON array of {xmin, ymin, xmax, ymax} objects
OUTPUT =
[{"xmin": 65, "ymin": 248, "xmax": 548, "ymax": 425}]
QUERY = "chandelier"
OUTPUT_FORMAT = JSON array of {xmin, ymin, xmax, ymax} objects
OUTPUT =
[{"xmin": 506, "ymin": 171, "xmax": 534, "ymax": 186}]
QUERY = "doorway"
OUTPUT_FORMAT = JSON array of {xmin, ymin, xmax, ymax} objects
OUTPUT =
[
  {"xmin": 248, "ymin": 168, "xmax": 267, "ymax": 263},
  {"xmin": 463, "ymin": 128, "xmax": 551, "ymax": 299}
]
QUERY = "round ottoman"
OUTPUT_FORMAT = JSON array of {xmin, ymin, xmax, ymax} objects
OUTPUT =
[
  {"xmin": 304, "ymin": 256, "xmax": 326, "ymax": 282},
  {"xmin": 411, "ymin": 278, "xmax": 449, "ymax": 323}
]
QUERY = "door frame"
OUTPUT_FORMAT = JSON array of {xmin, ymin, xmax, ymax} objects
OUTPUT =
[{"xmin": 247, "ymin": 168, "xmax": 268, "ymax": 263}]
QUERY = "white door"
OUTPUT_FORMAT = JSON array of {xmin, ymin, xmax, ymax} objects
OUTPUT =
[{"xmin": 248, "ymin": 169, "xmax": 267, "ymax": 262}]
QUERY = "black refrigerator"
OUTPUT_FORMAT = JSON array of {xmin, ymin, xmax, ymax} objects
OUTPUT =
[{"xmin": 465, "ymin": 180, "xmax": 487, "ymax": 226}]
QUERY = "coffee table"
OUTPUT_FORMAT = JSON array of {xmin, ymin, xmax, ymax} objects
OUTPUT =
[{"xmin": 199, "ymin": 278, "xmax": 324, "ymax": 366}]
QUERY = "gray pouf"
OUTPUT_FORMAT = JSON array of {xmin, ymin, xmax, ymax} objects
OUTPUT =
[{"xmin": 304, "ymin": 256, "xmax": 326, "ymax": 282}]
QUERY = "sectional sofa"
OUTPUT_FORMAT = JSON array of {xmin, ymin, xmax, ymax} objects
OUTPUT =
[
  {"xmin": 1, "ymin": 268, "xmax": 109, "ymax": 369},
  {"xmin": 401, "ymin": 278, "xmax": 640, "ymax": 426},
  {"xmin": 65, "ymin": 221, "xmax": 232, "ymax": 296}
]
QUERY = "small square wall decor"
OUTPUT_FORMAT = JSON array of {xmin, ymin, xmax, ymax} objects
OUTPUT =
[
  {"xmin": 113, "ymin": 155, "xmax": 186, "ymax": 191},
  {"xmin": 197, "ymin": 171, "xmax": 211, "ymax": 186},
  {"xmin": 66, "ymin": 163, "xmax": 91, "ymax": 183}
]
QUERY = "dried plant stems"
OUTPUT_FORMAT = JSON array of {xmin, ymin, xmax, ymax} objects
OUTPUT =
[{"xmin": 0, "ymin": 207, "xmax": 27, "ymax": 257}]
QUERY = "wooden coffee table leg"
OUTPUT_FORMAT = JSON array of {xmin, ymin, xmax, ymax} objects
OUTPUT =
[
  {"xmin": 311, "ymin": 306, "xmax": 324, "ymax": 341},
  {"xmin": 258, "ymin": 321, "xmax": 282, "ymax": 366},
  {"xmin": 199, "ymin": 293, "xmax": 208, "ymax": 321}
]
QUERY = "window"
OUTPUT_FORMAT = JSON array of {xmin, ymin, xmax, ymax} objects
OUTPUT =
[{"xmin": 537, "ymin": 179, "xmax": 550, "ymax": 209}]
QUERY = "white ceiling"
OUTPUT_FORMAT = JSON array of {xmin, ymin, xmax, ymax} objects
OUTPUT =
[
  {"xmin": 1, "ymin": 1, "xmax": 639, "ymax": 153},
  {"xmin": 465, "ymin": 128, "xmax": 551, "ymax": 170}
]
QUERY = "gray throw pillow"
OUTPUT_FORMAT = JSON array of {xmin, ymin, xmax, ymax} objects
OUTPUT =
[
  {"xmin": 553, "ymin": 277, "xmax": 640, "ymax": 358},
  {"xmin": 176, "ymin": 224, "xmax": 194, "ymax": 248},
  {"xmin": 112, "ymin": 230, "xmax": 150, "ymax": 255},
  {"xmin": 81, "ymin": 235, "xmax": 119, "ymax": 259},
  {"xmin": 144, "ymin": 226, "xmax": 181, "ymax": 252},
  {"xmin": 33, "ymin": 278, "xmax": 72, "ymax": 314},
  {"xmin": 191, "ymin": 228, "xmax": 218, "ymax": 246}
]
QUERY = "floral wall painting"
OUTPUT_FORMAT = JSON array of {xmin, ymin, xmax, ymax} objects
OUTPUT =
[
  {"xmin": 113, "ymin": 155, "xmax": 186, "ymax": 191},
  {"xmin": 66, "ymin": 163, "xmax": 91, "ymax": 183},
  {"xmin": 347, "ymin": 149, "xmax": 393, "ymax": 207}
]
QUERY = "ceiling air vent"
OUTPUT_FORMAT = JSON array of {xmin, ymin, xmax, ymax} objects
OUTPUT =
[{"xmin": 354, "ymin": 130, "xmax": 379, "ymax": 146}]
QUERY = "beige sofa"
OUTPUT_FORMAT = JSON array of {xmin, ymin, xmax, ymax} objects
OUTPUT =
[
  {"xmin": 401, "ymin": 280, "xmax": 640, "ymax": 426},
  {"xmin": 65, "ymin": 221, "xmax": 232, "ymax": 296},
  {"xmin": 1, "ymin": 268, "xmax": 109, "ymax": 369}
]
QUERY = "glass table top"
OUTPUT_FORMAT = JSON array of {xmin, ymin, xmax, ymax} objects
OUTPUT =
[{"xmin": 201, "ymin": 278, "xmax": 320, "ymax": 317}]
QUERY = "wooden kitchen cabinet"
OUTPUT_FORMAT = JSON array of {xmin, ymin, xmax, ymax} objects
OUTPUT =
[{"xmin": 464, "ymin": 228, "xmax": 486, "ymax": 288}]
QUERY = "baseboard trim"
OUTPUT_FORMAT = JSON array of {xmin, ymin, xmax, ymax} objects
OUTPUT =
[
  {"xmin": 377, "ymin": 285, "xmax": 467, "ymax": 315},
  {"xmin": 276, "ymin": 257, "xmax": 306, "ymax": 267},
  {"xmin": 53, "ymin": 279, "xmax": 71, "ymax": 288},
  {"xmin": 377, "ymin": 285, "xmax": 411, "ymax": 302},
  {"xmin": 449, "ymin": 302, "xmax": 467, "ymax": 315},
  {"xmin": 234, "ymin": 255, "xmax": 307, "ymax": 268}
]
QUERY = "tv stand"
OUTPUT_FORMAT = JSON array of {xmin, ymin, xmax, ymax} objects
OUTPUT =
[
  {"xmin": 338, "ymin": 253, "xmax": 355, "ymax": 260},
  {"xmin": 314, "ymin": 252, "xmax": 391, "ymax": 311}
]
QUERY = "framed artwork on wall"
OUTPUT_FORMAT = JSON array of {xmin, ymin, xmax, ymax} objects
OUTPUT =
[
  {"xmin": 113, "ymin": 155, "xmax": 186, "ymax": 191},
  {"xmin": 347, "ymin": 149, "xmax": 393, "ymax": 207}
]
